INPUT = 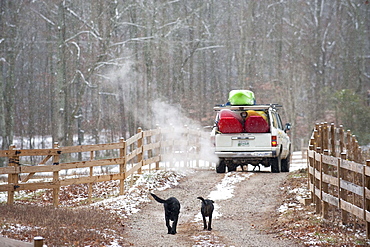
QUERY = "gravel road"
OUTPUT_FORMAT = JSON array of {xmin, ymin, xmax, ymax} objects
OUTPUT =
[{"xmin": 123, "ymin": 167, "xmax": 300, "ymax": 247}]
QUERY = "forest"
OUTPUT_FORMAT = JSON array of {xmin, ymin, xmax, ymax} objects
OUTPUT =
[{"xmin": 1, "ymin": 0, "xmax": 369, "ymax": 159}]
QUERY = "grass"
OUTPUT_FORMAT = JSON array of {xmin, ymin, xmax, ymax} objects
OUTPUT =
[
  {"xmin": 0, "ymin": 204, "xmax": 125, "ymax": 246},
  {"xmin": 0, "ymin": 170, "xmax": 181, "ymax": 246}
]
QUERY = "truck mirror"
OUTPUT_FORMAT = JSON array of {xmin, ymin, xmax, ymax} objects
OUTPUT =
[{"xmin": 284, "ymin": 123, "xmax": 291, "ymax": 132}]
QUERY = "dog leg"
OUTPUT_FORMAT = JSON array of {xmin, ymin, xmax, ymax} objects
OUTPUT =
[
  {"xmin": 171, "ymin": 217, "xmax": 178, "ymax": 234},
  {"xmin": 202, "ymin": 214, "xmax": 207, "ymax": 230},
  {"xmin": 165, "ymin": 217, "xmax": 172, "ymax": 234},
  {"xmin": 207, "ymin": 214, "xmax": 213, "ymax": 231}
]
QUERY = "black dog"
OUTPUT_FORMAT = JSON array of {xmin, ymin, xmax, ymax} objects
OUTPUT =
[
  {"xmin": 151, "ymin": 193, "xmax": 180, "ymax": 234},
  {"xmin": 197, "ymin": 196, "xmax": 214, "ymax": 230}
]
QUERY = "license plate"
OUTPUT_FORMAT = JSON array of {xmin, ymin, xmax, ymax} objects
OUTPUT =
[{"xmin": 238, "ymin": 141, "xmax": 249, "ymax": 147}]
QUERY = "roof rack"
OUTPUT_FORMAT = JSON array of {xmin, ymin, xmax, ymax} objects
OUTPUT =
[{"xmin": 213, "ymin": 104, "xmax": 282, "ymax": 111}]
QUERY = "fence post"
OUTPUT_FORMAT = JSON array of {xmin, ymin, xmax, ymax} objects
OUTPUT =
[
  {"xmin": 318, "ymin": 123, "xmax": 323, "ymax": 153},
  {"xmin": 119, "ymin": 137, "xmax": 126, "ymax": 195},
  {"xmin": 322, "ymin": 122, "xmax": 328, "ymax": 151},
  {"xmin": 339, "ymin": 125, "xmax": 344, "ymax": 156},
  {"xmin": 309, "ymin": 128, "xmax": 315, "ymax": 146},
  {"xmin": 351, "ymin": 135, "xmax": 357, "ymax": 162},
  {"xmin": 7, "ymin": 144, "xmax": 19, "ymax": 205},
  {"xmin": 365, "ymin": 160, "xmax": 370, "ymax": 239},
  {"xmin": 88, "ymin": 148, "xmax": 94, "ymax": 203},
  {"xmin": 337, "ymin": 155, "xmax": 341, "ymax": 222},
  {"xmin": 348, "ymin": 135, "xmax": 357, "ymax": 219},
  {"xmin": 322, "ymin": 150, "xmax": 329, "ymax": 219},
  {"xmin": 340, "ymin": 152, "xmax": 348, "ymax": 225},
  {"xmin": 137, "ymin": 127, "xmax": 143, "ymax": 174},
  {"xmin": 352, "ymin": 136, "xmax": 360, "ymax": 163},
  {"xmin": 313, "ymin": 123, "xmax": 319, "ymax": 151},
  {"xmin": 358, "ymin": 146, "xmax": 363, "ymax": 164},
  {"xmin": 346, "ymin": 130, "xmax": 352, "ymax": 160},
  {"xmin": 315, "ymin": 148, "xmax": 322, "ymax": 214},
  {"xmin": 308, "ymin": 144, "xmax": 314, "ymax": 201},
  {"xmin": 52, "ymin": 142, "xmax": 60, "ymax": 208},
  {"xmin": 146, "ymin": 132, "xmax": 152, "ymax": 171},
  {"xmin": 34, "ymin": 236, "xmax": 44, "ymax": 247},
  {"xmin": 330, "ymin": 123, "xmax": 335, "ymax": 157}
]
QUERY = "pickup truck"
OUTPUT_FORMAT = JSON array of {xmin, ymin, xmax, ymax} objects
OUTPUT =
[{"xmin": 211, "ymin": 104, "xmax": 291, "ymax": 173}]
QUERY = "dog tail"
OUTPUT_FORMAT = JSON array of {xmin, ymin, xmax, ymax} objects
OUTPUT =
[
  {"xmin": 151, "ymin": 193, "xmax": 167, "ymax": 203},
  {"xmin": 197, "ymin": 196, "xmax": 215, "ymax": 204},
  {"xmin": 197, "ymin": 196, "xmax": 205, "ymax": 203}
]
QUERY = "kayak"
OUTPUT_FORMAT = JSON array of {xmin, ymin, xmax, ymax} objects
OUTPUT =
[{"xmin": 228, "ymin": 90, "xmax": 255, "ymax": 105}]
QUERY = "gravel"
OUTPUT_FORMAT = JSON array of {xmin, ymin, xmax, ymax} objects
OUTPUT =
[{"xmin": 122, "ymin": 167, "xmax": 300, "ymax": 246}]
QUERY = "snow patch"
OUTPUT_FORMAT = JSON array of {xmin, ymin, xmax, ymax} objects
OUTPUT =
[
  {"xmin": 209, "ymin": 172, "xmax": 253, "ymax": 200},
  {"xmin": 193, "ymin": 172, "xmax": 253, "ymax": 222},
  {"xmin": 89, "ymin": 169, "xmax": 186, "ymax": 218},
  {"xmin": 191, "ymin": 234, "xmax": 227, "ymax": 247}
]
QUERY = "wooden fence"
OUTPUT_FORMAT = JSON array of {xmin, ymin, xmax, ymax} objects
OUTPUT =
[
  {"xmin": 308, "ymin": 122, "xmax": 370, "ymax": 238},
  {"xmin": 0, "ymin": 127, "xmax": 211, "ymax": 207}
]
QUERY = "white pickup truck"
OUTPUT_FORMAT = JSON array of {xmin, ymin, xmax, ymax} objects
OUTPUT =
[{"xmin": 211, "ymin": 104, "xmax": 291, "ymax": 173}]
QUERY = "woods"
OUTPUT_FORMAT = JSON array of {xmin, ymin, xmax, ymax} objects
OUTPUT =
[{"xmin": 1, "ymin": 0, "xmax": 369, "ymax": 161}]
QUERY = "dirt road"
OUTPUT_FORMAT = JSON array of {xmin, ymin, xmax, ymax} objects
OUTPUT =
[{"xmin": 123, "ymin": 167, "xmax": 300, "ymax": 246}]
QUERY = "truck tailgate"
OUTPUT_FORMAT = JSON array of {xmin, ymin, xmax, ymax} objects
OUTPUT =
[{"xmin": 215, "ymin": 133, "xmax": 271, "ymax": 152}]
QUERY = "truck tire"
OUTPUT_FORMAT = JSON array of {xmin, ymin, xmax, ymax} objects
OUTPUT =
[
  {"xmin": 216, "ymin": 160, "xmax": 226, "ymax": 173},
  {"xmin": 281, "ymin": 152, "xmax": 291, "ymax": 172},
  {"xmin": 271, "ymin": 155, "xmax": 281, "ymax": 173}
]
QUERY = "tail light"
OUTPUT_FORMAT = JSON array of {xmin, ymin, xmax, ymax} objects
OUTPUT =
[{"xmin": 271, "ymin": 136, "xmax": 277, "ymax": 147}]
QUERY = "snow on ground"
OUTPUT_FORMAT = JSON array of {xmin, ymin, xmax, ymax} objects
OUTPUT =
[
  {"xmin": 0, "ymin": 190, "xmax": 6, "ymax": 203},
  {"xmin": 0, "ymin": 152, "xmax": 308, "ymax": 246},
  {"xmin": 86, "ymin": 160, "xmax": 258, "ymax": 223},
  {"xmin": 278, "ymin": 151, "xmax": 309, "ymax": 214},
  {"xmin": 193, "ymin": 172, "xmax": 254, "ymax": 223},
  {"xmin": 88, "ymin": 168, "xmax": 189, "ymax": 218}
]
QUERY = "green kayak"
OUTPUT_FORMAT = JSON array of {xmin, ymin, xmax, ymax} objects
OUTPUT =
[{"xmin": 228, "ymin": 90, "xmax": 255, "ymax": 105}]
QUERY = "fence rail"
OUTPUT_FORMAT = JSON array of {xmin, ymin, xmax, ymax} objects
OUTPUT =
[
  {"xmin": 0, "ymin": 127, "xmax": 211, "ymax": 207},
  {"xmin": 308, "ymin": 122, "xmax": 370, "ymax": 238}
]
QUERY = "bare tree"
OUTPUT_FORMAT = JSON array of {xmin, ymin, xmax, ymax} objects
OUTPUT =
[{"xmin": 0, "ymin": 0, "xmax": 369, "ymax": 154}]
